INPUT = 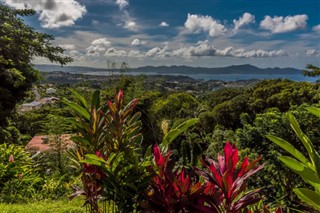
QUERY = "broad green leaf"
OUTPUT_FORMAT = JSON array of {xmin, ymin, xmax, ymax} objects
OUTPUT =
[
  {"xmin": 162, "ymin": 118, "xmax": 198, "ymax": 148},
  {"xmin": 306, "ymin": 107, "xmax": 320, "ymax": 119},
  {"xmin": 278, "ymin": 156, "xmax": 320, "ymax": 191},
  {"xmin": 267, "ymin": 135, "xmax": 310, "ymax": 167},
  {"xmin": 306, "ymin": 107, "xmax": 320, "ymax": 177},
  {"xmin": 144, "ymin": 145, "xmax": 152, "ymax": 158},
  {"xmin": 287, "ymin": 113, "xmax": 316, "ymax": 171},
  {"xmin": 293, "ymin": 188, "xmax": 320, "ymax": 211},
  {"xmin": 70, "ymin": 89, "xmax": 88, "ymax": 108},
  {"xmin": 81, "ymin": 154, "xmax": 107, "ymax": 165},
  {"xmin": 63, "ymin": 100, "xmax": 90, "ymax": 120},
  {"xmin": 70, "ymin": 135, "xmax": 91, "ymax": 147}
]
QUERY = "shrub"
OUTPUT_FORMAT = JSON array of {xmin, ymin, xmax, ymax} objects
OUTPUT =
[
  {"xmin": 268, "ymin": 108, "xmax": 320, "ymax": 211},
  {"xmin": 0, "ymin": 143, "xmax": 41, "ymax": 203},
  {"xmin": 141, "ymin": 142, "xmax": 264, "ymax": 213}
]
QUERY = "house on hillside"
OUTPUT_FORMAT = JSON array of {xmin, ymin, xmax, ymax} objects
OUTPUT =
[
  {"xmin": 46, "ymin": 88, "xmax": 57, "ymax": 94},
  {"xmin": 21, "ymin": 101, "xmax": 42, "ymax": 112},
  {"xmin": 26, "ymin": 134, "xmax": 74, "ymax": 152},
  {"xmin": 20, "ymin": 97, "xmax": 59, "ymax": 112},
  {"xmin": 39, "ymin": 97, "xmax": 59, "ymax": 104}
]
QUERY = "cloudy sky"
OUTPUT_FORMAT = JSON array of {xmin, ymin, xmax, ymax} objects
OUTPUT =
[{"xmin": 3, "ymin": 0, "xmax": 320, "ymax": 69}]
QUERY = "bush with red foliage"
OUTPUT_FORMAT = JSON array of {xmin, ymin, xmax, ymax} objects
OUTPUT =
[{"xmin": 141, "ymin": 142, "xmax": 264, "ymax": 213}]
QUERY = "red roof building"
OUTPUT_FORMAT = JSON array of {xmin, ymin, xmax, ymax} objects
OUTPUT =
[{"xmin": 26, "ymin": 134, "xmax": 74, "ymax": 152}]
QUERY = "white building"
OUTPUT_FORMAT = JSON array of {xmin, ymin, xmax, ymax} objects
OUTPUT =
[
  {"xmin": 21, "ymin": 101, "xmax": 42, "ymax": 112},
  {"xmin": 46, "ymin": 88, "xmax": 57, "ymax": 94}
]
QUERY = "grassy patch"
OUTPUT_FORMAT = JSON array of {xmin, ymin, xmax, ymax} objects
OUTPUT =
[{"xmin": 0, "ymin": 198, "xmax": 85, "ymax": 213}]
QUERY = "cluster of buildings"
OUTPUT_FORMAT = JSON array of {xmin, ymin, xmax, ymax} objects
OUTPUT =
[{"xmin": 20, "ymin": 87, "xmax": 59, "ymax": 112}]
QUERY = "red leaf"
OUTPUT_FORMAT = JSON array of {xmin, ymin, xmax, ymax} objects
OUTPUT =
[
  {"xmin": 153, "ymin": 144, "xmax": 163, "ymax": 166},
  {"xmin": 210, "ymin": 163, "xmax": 222, "ymax": 187},
  {"xmin": 204, "ymin": 182, "xmax": 216, "ymax": 195},
  {"xmin": 230, "ymin": 148, "xmax": 238, "ymax": 174},
  {"xmin": 238, "ymin": 157, "xmax": 249, "ymax": 177}
]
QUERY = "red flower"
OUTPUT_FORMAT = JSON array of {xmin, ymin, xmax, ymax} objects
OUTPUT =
[{"xmin": 9, "ymin": 154, "xmax": 14, "ymax": 163}]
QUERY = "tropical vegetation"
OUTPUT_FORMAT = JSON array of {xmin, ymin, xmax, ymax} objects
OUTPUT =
[{"xmin": 1, "ymin": 2, "xmax": 320, "ymax": 213}]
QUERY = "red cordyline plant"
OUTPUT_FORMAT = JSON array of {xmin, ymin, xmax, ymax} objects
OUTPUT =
[
  {"xmin": 198, "ymin": 142, "xmax": 264, "ymax": 213},
  {"xmin": 100, "ymin": 89, "xmax": 141, "ymax": 154},
  {"xmin": 71, "ymin": 150, "xmax": 107, "ymax": 213},
  {"xmin": 142, "ymin": 142, "xmax": 264, "ymax": 213},
  {"xmin": 140, "ymin": 144, "xmax": 206, "ymax": 212}
]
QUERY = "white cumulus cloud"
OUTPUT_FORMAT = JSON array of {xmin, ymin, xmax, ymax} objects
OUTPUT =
[
  {"xmin": 86, "ymin": 38, "xmax": 111, "ymax": 56},
  {"xmin": 4, "ymin": 0, "xmax": 86, "ymax": 28},
  {"xmin": 159, "ymin": 21, "xmax": 169, "ymax": 27},
  {"xmin": 116, "ymin": 0, "xmax": 129, "ymax": 10},
  {"xmin": 172, "ymin": 41, "xmax": 288, "ymax": 58},
  {"xmin": 146, "ymin": 46, "xmax": 169, "ymax": 57},
  {"xmin": 216, "ymin": 47, "xmax": 287, "ymax": 58},
  {"xmin": 184, "ymin": 13, "xmax": 227, "ymax": 37},
  {"xmin": 312, "ymin": 25, "xmax": 320, "ymax": 31},
  {"xmin": 173, "ymin": 41, "xmax": 215, "ymax": 57},
  {"xmin": 91, "ymin": 38, "xmax": 111, "ymax": 47},
  {"xmin": 124, "ymin": 21, "xmax": 138, "ymax": 31},
  {"xmin": 233, "ymin": 13, "xmax": 255, "ymax": 30},
  {"xmin": 105, "ymin": 48, "xmax": 127, "ymax": 57},
  {"xmin": 131, "ymin": 38, "xmax": 145, "ymax": 46},
  {"xmin": 305, "ymin": 49, "xmax": 320, "ymax": 56},
  {"xmin": 260, "ymin": 14, "xmax": 308, "ymax": 33}
]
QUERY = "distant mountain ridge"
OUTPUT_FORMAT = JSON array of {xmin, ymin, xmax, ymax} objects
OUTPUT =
[{"xmin": 35, "ymin": 64, "xmax": 302, "ymax": 75}]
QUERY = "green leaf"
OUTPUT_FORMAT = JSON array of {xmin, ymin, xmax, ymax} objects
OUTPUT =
[
  {"xmin": 287, "ymin": 113, "xmax": 317, "ymax": 171},
  {"xmin": 70, "ymin": 89, "xmax": 88, "ymax": 108},
  {"xmin": 267, "ymin": 135, "xmax": 310, "ymax": 167},
  {"xmin": 306, "ymin": 107, "xmax": 320, "ymax": 177},
  {"xmin": 306, "ymin": 107, "xmax": 320, "ymax": 119},
  {"xmin": 70, "ymin": 135, "xmax": 91, "ymax": 147},
  {"xmin": 63, "ymin": 100, "xmax": 90, "ymax": 120},
  {"xmin": 81, "ymin": 154, "xmax": 107, "ymax": 167},
  {"xmin": 293, "ymin": 188, "xmax": 320, "ymax": 211},
  {"xmin": 279, "ymin": 156, "xmax": 320, "ymax": 191},
  {"xmin": 162, "ymin": 118, "xmax": 198, "ymax": 148}
]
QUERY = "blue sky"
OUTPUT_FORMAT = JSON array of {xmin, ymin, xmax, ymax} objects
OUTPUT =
[{"xmin": 3, "ymin": 0, "xmax": 320, "ymax": 68}]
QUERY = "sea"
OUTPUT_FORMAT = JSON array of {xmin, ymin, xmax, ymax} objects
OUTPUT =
[{"xmin": 82, "ymin": 71, "xmax": 317, "ymax": 82}]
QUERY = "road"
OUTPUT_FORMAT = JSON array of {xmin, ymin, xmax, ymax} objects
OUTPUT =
[{"xmin": 33, "ymin": 87, "xmax": 41, "ymax": 101}]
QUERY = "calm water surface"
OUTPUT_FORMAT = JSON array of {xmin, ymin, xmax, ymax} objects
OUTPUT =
[{"xmin": 83, "ymin": 71, "xmax": 317, "ymax": 82}]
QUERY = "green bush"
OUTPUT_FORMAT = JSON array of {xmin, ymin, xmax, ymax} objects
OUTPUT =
[{"xmin": 0, "ymin": 143, "xmax": 41, "ymax": 203}]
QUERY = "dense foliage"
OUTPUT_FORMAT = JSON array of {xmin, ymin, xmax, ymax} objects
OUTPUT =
[
  {"xmin": 2, "ymin": 2, "xmax": 320, "ymax": 211},
  {"xmin": 0, "ymin": 3, "xmax": 72, "ymax": 139}
]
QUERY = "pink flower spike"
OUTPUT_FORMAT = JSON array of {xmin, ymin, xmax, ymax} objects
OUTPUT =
[
  {"xmin": 9, "ymin": 154, "xmax": 14, "ymax": 163},
  {"xmin": 118, "ymin": 90, "xmax": 124, "ymax": 100}
]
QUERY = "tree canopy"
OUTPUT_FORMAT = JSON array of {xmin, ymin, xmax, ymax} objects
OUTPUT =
[
  {"xmin": 0, "ymin": 3, "xmax": 72, "ymax": 126},
  {"xmin": 303, "ymin": 64, "xmax": 320, "ymax": 77}
]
